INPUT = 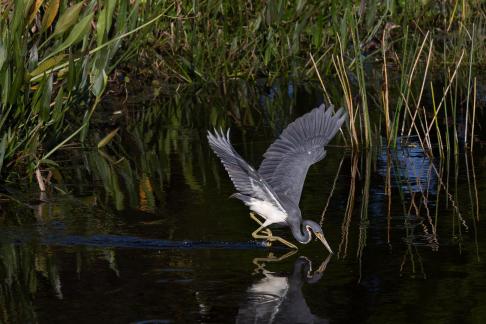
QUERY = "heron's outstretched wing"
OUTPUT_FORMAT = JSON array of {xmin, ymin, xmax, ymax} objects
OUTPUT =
[
  {"xmin": 258, "ymin": 105, "xmax": 346, "ymax": 206},
  {"xmin": 207, "ymin": 129, "xmax": 286, "ymax": 214}
]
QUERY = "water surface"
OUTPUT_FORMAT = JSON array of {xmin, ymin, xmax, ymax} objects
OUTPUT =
[{"xmin": 1, "ymin": 83, "xmax": 485, "ymax": 323}]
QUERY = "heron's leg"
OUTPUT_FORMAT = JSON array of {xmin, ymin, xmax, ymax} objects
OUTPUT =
[
  {"xmin": 250, "ymin": 212, "xmax": 298, "ymax": 249},
  {"xmin": 268, "ymin": 236, "xmax": 298, "ymax": 250},
  {"xmin": 249, "ymin": 212, "xmax": 272, "ymax": 236},
  {"xmin": 251, "ymin": 224, "xmax": 272, "ymax": 240},
  {"xmin": 252, "ymin": 250, "xmax": 297, "ymax": 274}
]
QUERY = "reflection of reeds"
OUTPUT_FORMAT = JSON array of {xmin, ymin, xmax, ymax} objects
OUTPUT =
[
  {"xmin": 336, "ymin": 138, "xmax": 479, "ymax": 278},
  {"xmin": 468, "ymin": 152, "xmax": 479, "ymax": 223},
  {"xmin": 319, "ymin": 155, "xmax": 344, "ymax": 227},
  {"xmin": 0, "ymin": 243, "xmax": 39, "ymax": 323},
  {"xmin": 400, "ymin": 245, "xmax": 426, "ymax": 279},
  {"xmin": 0, "ymin": 200, "xmax": 74, "ymax": 322},
  {"xmin": 0, "ymin": 197, "xmax": 126, "ymax": 323},
  {"xmin": 470, "ymin": 78, "xmax": 477, "ymax": 152},
  {"xmin": 357, "ymin": 151, "xmax": 372, "ymax": 282},
  {"xmin": 385, "ymin": 151, "xmax": 392, "ymax": 243},
  {"xmin": 338, "ymin": 153, "xmax": 359, "ymax": 259},
  {"xmin": 431, "ymin": 156, "xmax": 467, "ymax": 232},
  {"xmin": 465, "ymin": 152, "xmax": 481, "ymax": 261}
]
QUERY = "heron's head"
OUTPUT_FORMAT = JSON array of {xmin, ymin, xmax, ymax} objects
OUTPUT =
[{"xmin": 302, "ymin": 220, "xmax": 333, "ymax": 254}]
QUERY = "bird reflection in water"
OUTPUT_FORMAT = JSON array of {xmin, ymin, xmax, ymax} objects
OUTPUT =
[{"xmin": 237, "ymin": 253, "xmax": 331, "ymax": 324}]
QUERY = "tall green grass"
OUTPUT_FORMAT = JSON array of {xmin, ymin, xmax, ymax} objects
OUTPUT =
[
  {"xmin": 1, "ymin": 0, "xmax": 485, "ymax": 186},
  {"xmin": 0, "ymin": 0, "xmax": 168, "ymax": 185},
  {"xmin": 132, "ymin": 0, "xmax": 484, "ymax": 151}
]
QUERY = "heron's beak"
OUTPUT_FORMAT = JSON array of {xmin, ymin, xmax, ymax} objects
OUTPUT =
[{"xmin": 315, "ymin": 232, "xmax": 333, "ymax": 254}]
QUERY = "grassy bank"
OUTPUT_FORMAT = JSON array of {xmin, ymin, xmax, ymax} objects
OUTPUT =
[
  {"xmin": 136, "ymin": 1, "xmax": 485, "ymax": 81},
  {"xmin": 0, "ymin": 0, "xmax": 485, "ymax": 186},
  {"xmin": 133, "ymin": 0, "xmax": 485, "ymax": 151},
  {"xmin": 0, "ymin": 0, "xmax": 168, "ymax": 185}
]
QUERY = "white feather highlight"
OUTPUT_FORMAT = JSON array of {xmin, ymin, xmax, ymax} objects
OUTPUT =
[{"xmin": 246, "ymin": 199, "xmax": 288, "ymax": 225}]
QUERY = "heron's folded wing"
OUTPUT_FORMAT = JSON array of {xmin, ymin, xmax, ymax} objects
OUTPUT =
[
  {"xmin": 258, "ymin": 105, "xmax": 346, "ymax": 206},
  {"xmin": 207, "ymin": 129, "xmax": 286, "ymax": 214}
]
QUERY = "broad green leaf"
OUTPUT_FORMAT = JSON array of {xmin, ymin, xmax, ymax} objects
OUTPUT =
[
  {"xmin": 52, "ymin": 85, "xmax": 65, "ymax": 131},
  {"xmin": 0, "ymin": 41, "xmax": 6, "ymax": 70},
  {"xmin": 251, "ymin": 15, "xmax": 262, "ymax": 33},
  {"xmin": 96, "ymin": 8, "xmax": 108, "ymax": 46},
  {"xmin": 105, "ymin": 0, "xmax": 116, "ymax": 35},
  {"xmin": 296, "ymin": 0, "xmax": 306, "ymax": 13},
  {"xmin": 50, "ymin": 12, "xmax": 94, "ymax": 57},
  {"xmin": 112, "ymin": 170, "xmax": 124, "ymax": 210},
  {"xmin": 30, "ymin": 54, "xmax": 66, "ymax": 78},
  {"xmin": 2, "ymin": 68, "xmax": 10, "ymax": 106},
  {"xmin": 97, "ymin": 0, "xmax": 117, "ymax": 46},
  {"xmin": 41, "ymin": 0, "xmax": 60, "ymax": 32},
  {"xmin": 0, "ymin": 134, "xmax": 7, "ymax": 173},
  {"xmin": 12, "ymin": 0, "xmax": 33, "ymax": 33},
  {"xmin": 92, "ymin": 68, "xmax": 107, "ymax": 97},
  {"xmin": 39, "ymin": 74, "xmax": 53, "ymax": 121},
  {"xmin": 53, "ymin": 2, "xmax": 84, "ymax": 36},
  {"xmin": 38, "ymin": 158, "xmax": 59, "ymax": 167},
  {"xmin": 97, "ymin": 128, "xmax": 119, "ymax": 149},
  {"xmin": 80, "ymin": 109, "xmax": 90, "ymax": 143}
]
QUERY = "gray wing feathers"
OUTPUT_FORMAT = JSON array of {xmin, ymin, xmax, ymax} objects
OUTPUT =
[
  {"xmin": 258, "ymin": 105, "xmax": 346, "ymax": 206},
  {"xmin": 207, "ymin": 129, "xmax": 285, "ymax": 213}
]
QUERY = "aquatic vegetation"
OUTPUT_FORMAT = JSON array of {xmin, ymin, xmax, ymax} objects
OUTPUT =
[
  {"xmin": 0, "ymin": 2, "xmax": 484, "ymax": 322},
  {"xmin": 0, "ymin": 0, "xmax": 484, "ymax": 184},
  {"xmin": 0, "ymin": 0, "xmax": 169, "ymax": 184},
  {"xmin": 0, "ymin": 82, "xmax": 483, "ymax": 322},
  {"xmin": 134, "ymin": 1, "xmax": 485, "ymax": 80}
]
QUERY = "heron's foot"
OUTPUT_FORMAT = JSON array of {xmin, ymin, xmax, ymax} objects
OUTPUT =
[
  {"xmin": 250, "ymin": 213, "xmax": 296, "ymax": 249},
  {"xmin": 267, "ymin": 235, "xmax": 298, "ymax": 250},
  {"xmin": 257, "ymin": 240, "xmax": 272, "ymax": 248},
  {"xmin": 252, "ymin": 230, "xmax": 297, "ymax": 250}
]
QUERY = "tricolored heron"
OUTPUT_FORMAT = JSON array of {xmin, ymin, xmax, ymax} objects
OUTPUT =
[{"xmin": 207, "ymin": 105, "xmax": 346, "ymax": 252}]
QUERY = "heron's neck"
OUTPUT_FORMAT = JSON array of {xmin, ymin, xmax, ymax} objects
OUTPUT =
[{"xmin": 290, "ymin": 222, "xmax": 311, "ymax": 244}]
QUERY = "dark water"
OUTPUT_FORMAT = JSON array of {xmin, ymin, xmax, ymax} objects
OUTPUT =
[{"xmin": 1, "ymin": 83, "xmax": 485, "ymax": 323}]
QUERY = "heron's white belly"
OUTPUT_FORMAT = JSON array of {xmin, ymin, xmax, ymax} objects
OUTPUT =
[{"xmin": 247, "ymin": 199, "xmax": 287, "ymax": 224}]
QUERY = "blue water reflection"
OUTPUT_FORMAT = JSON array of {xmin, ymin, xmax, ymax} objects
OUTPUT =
[{"xmin": 377, "ymin": 137, "xmax": 437, "ymax": 195}]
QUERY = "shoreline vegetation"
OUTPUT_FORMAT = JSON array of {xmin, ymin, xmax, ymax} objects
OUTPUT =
[
  {"xmin": 0, "ymin": 3, "xmax": 484, "ymax": 321},
  {"xmin": 0, "ymin": 0, "xmax": 485, "ymax": 189}
]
